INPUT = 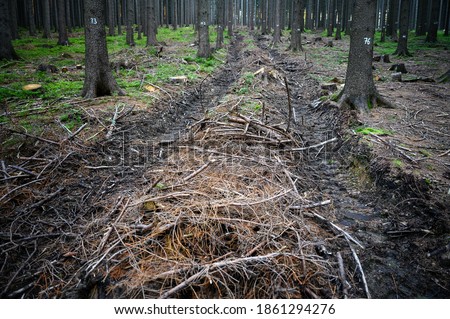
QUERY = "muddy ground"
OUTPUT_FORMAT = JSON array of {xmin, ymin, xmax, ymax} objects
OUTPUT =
[{"xmin": 0, "ymin": 30, "xmax": 449, "ymax": 299}]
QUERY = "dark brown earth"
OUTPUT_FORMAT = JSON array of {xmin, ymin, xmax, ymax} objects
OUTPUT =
[{"xmin": 0, "ymin": 30, "xmax": 449, "ymax": 299}]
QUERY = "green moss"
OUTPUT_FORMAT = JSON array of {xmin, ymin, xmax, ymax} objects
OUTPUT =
[
  {"xmin": 419, "ymin": 149, "xmax": 431, "ymax": 157},
  {"xmin": 392, "ymin": 159, "xmax": 403, "ymax": 168},
  {"xmin": 355, "ymin": 127, "xmax": 392, "ymax": 136}
]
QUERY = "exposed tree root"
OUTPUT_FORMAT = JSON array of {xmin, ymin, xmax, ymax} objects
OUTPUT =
[{"xmin": 338, "ymin": 92, "xmax": 395, "ymax": 113}]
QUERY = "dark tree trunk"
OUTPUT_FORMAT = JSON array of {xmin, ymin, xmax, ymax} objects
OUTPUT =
[
  {"xmin": 416, "ymin": 0, "xmax": 427, "ymax": 36},
  {"xmin": 289, "ymin": 0, "xmax": 303, "ymax": 51},
  {"xmin": 387, "ymin": 0, "xmax": 398, "ymax": 41},
  {"xmin": 380, "ymin": 0, "xmax": 387, "ymax": 42},
  {"xmin": 172, "ymin": 0, "xmax": 177, "ymax": 30},
  {"xmin": 27, "ymin": 0, "xmax": 37, "ymax": 36},
  {"xmin": 394, "ymin": 0, "xmax": 411, "ymax": 56},
  {"xmin": 82, "ymin": 0, "xmax": 124, "ymax": 98},
  {"xmin": 8, "ymin": 0, "xmax": 19, "ymax": 39},
  {"xmin": 272, "ymin": 0, "xmax": 281, "ymax": 45},
  {"xmin": 117, "ymin": 0, "xmax": 122, "ymax": 35},
  {"xmin": 227, "ymin": 0, "xmax": 233, "ymax": 35},
  {"xmin": 261, "ymin": 0, "xmax": 267, "ymax": 34},
  {"xmin": 42, "ymin": 0, "xmax": 51, "ymax": 38},
  {"xmin": 299, "ymin": 0, "xmax": 305, "ymax": 32},
  {"xmin": 327, "ymin": 0, "xmax": 335, "ymax": 37},
  {"xmin": 57, "ymin": 0, "xmax": 69, "ymax": 45},
  {"xmin": 107, "ymin": 0, "xmax": 116, "ymax": 36},
  {"xmin": 146, "ymin": 0, "xmax": 157, "ymax": 46},
  {"xmin": 65, "ymin": 0, "xmax": 72, "ymax": 32},
  {"xmin": 126, "ymin": 0, "xmax": 135, "ymax": 45},
  {"xmin": 335, "ymin": 0, "xmax": 343, "ymax": 40},
  {"xmin": 445, "ymin": 0, "xmax": 450, "ymax": 36},
  {"xmin": 426, "ymin": 0, "xmax": 440, "ymax": 42},
  {"xmin": 339, "ymin": 0, "xmax": 389, "ymax": 112},
  {"xmin": 197, "ymin": 0, "xmax": 210, "ymax": 57},
  {"xmin": 249, "ymin": 0, "xmax": 254, "ymax": 30},
  {"xmin": 0, "ymin": 0, "xmax": 19, "ymax": 60},
  {"xmin": 216, "ymin": 0, "xmax": 225, "ymax": 49}
]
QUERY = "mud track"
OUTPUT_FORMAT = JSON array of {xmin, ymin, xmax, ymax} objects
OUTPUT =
[{"xmin": 256, "ymin": 35, "xmax": 449, "ymax": 298}]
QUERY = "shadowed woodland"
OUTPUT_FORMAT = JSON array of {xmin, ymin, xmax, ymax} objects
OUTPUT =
[{"xmin": 0, "ymin": 0, "xmax": 449, "ymax": 299}]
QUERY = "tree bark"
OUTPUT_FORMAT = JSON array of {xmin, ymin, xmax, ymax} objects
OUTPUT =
[
  {"xmin": 327, "ymin": 0, "xmax": 335, "ymax": 37},
  {"xmin": 126, "ymin": 0, "xmax": 135, "ymax": 46},
  {"xmin": 335, "ymin": 0, "xmax": 343, "ymax": 40},
  {"xmin": 272, "ymin": 0, "xmax": 281, "ymax": 45},
  {"xmin": 82, "ymin": 0, "xmax": 124, "ymax": 98},
  {"xmin": 394, "ymin": 0, "xmax": 411, "ymax": 56},
  {"xmin": 42, "ymin": 0, "xmax": 51, "ymax": 38},
  {"xmin": 8, "ymin": 0, "xmax": 19, "ymax": 39},
  {"xmin": 146, "ymin": 0, "xmax": 158, "ymax": 46},
  {"xmin": 379, "ymin": 0, "xmax": 387, "ymax": 42},
  {"xmin": 289, "ymin": 0, "xmax": 303, "ymax": 51},
  {"xmin": 426, "ymin": 0, "xmax": 440, "ymax": 42},
  {"xmin": 0, "ymin": 0, "xmax": 19, "ymax": 60},
  {"xmin": 216, "ymin": 0, "xmax": 225, "ymax": 49},
  {"xmin": 227, "ymin": 0, "xmax": 233, "ymax": 36},
  {"xmin": 339, "ymin": 0, "xmax": 390, "ymax": 112},
  {"xmin": 387, "ymin": 0, "xmax": 398, "ymax": 41},
  {"xmin": 249, "ymin": 0, "xmax": 254, "ymax": 30},
  {"xmin": 415, "ymin": 0, "xmax": 427, "ymax": 36},
  {"xmin": 57, "ymin": 0, "xmax": 69, "ymax": 45},
  {"xmin": 107, "ymin": 0, "xmax": 116, "ymax": 36},
  {"xmin": 197, "ymin": 0, "xmax": 210, "ymax": 57},
  {"xmin": 27, "ymin": 0, "xmax": 37, "ymax": 36},
  {"xmin": 261, "ymin": 0, "xmax": 267, "ymax": 34}
]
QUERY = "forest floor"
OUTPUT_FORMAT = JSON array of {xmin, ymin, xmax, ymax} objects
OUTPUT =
[{"xmin": 0, "ymin": 28, "xmax": 449, "ymax": 299}]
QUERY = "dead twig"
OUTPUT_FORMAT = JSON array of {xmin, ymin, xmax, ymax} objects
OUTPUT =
[{"xmin": 346, "ymin": 238, "xmax": 371, "ymax": 299}]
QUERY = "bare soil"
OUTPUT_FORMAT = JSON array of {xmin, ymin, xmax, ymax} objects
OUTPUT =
[{"xmin": 0, "ymin": 30, "xmax": 449, "ymax": 299}]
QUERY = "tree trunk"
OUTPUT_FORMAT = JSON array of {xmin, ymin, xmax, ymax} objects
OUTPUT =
[
  {"xmin": 197, "ymin": 0, "xmax": 210, "ymax": 57},
  {"xmin": 387, "ymin": 0, "xmax": 399, "ymax": 41},
  {"xmin": 82, "ymin": 0, "xmax": 124, "ymax": 98},
  {"xmin": 227, "ymin": 0, "xmax": 233, "ymax": 36},
  {"xmin": 146, "ymin": 0, "xmax": 158, "ymax": 46},
  {"xmin": 216, "ymin": 0, "xmax": 225, "ymax": 49},
  {"xmin": 415, "ymin": 0, "xmax": 426, "ymax": 36},
  {"xmin": 426, "ymin": 0, "xmax": 440, "ymax": 42},
  {"xmin": 261, "ymin": 0, "xmax": 267, "ymax": 34},
  {"xmin": 289, "ymin": 0, "xmax": 303, "ymax": 51},
  {"xmin": 57, "ymin": 0, "xmax": 69, "ymax": 45},
  {"xmin": 27, "ymin": 0, "xmax": 37, "ymax": 36},
  {"xmin": 444, "ymin": 0, "xmax": 449, "ymax": 36},
  {"xmin": 0, "ymin": 0, "xmax": 19, "ymax": 60},
  {"xmin": 335, "ymin": 0, "xmax": 343, "ymax": 40},
  {"xmin": 272, "ymin": 0, "xmax": 281, "ymax": 45},
  {"xmin": 249, "ymin": 0, "xmax": 254, "ymax": 30},
  {"xmin": 107, "ymin": 0, "xmax": 116, "ymax": 36},
  {"xmin": 327, "ymin": 0, "xmax": 335, "ymax": 37},
  {"xmin": 380, "ymin": 0, "xmax": 387, "ymax": 42},
  {"xmin": 126, "ymin": 0, "xmax": 135, "ymax": 46},
  {"xmin": 172, "ymin": 0, "xmax": 178, "ymax": 30},
  {"xmin": 339, "ymin": 0, "xmax": 389, "ymax": 112},
  {"xmin": 394, "ymin": 0, "xmax": 411, "ymax": 56},
  {"xmin": 117, "ymin": 0, "xmax": 122, "ymax": 35},
  {"xmin": 8, "ymin": 0, "xmax": 19, "ymax": 39},
  {"xmin": 42, "ymin": 0, "xmax": 51, "ymax": 38}
]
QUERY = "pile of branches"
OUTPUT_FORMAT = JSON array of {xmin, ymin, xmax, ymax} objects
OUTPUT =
[{"xmin": 77, "ymin": 100, "xmax": 369, "ymax": 299}]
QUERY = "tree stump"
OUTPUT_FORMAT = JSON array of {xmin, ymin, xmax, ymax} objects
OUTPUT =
[{"xmin": 389, "ymin": 63, "xmax": 407, "ymax": 73}]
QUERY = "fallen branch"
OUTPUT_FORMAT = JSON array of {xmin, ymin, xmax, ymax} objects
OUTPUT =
[
  {"xmin": 307, "ymin": 211, "xmax": 365, "ymax": 249},
  {"xmin": 7, "ymin": 128, "xmax": 59, "ymax": 145},
  {"xmin": 337, "ymin": 252, "xmax": 349, "ymax": 298},
  {"xmin": 105, "ymin": 105, "xmax": 121, "ymax": 139},
  {"xmin": 183, "ymin": 160, "xmax": 216, "ymax": 182},
  {"xmin": 289, "ymin": 199, "xmax": 332, "ymax": 210},
  {"xmin": 346, "ymin": 238, "xmax": 371, "ymax": 299},
  {"xmin": 286, "ymin": 137, "xmax": 338, "ymax": 151}
]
